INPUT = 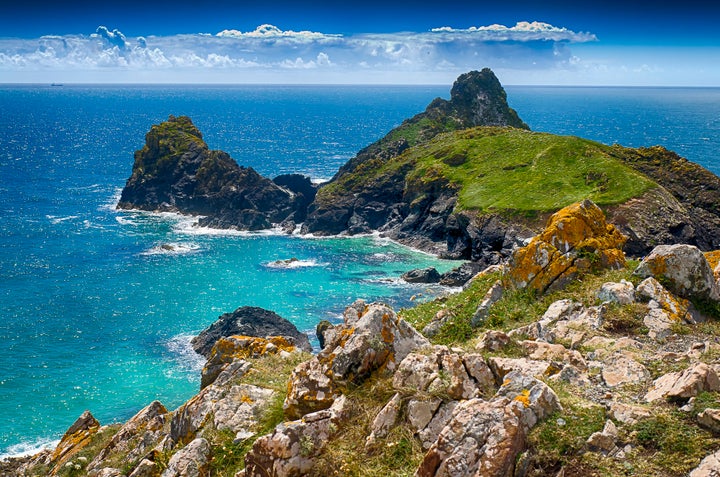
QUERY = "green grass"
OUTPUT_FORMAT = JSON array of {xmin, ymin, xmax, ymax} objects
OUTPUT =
[{"xmin": 405, "ymin": 128, "xmax": 655, "ymax": 212}]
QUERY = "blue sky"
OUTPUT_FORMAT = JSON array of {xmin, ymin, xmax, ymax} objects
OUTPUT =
[{"xmin": 1, "ymin": 0, "xmax": 718, "ymax": 85}]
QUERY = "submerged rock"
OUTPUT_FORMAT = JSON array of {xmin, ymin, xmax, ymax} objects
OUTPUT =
[
  {"xmin": 191, "ymin": 306, "xmax": 311, "ymax": 358},
  {"xmin": 402, "ymin": 267, "xmax": 441, "ymax": 283}
]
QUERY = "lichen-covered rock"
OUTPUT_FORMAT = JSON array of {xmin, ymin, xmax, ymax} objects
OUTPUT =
[
  {"xmin": 415, "ymin": 398, "xmax": 526, "ymax": 477},
  {"xmin": 609, "ymin": 402, "xmax": 652, "ymax": 425},
  {"xmin": 284, "ymin": 302, "xmax": 429, "ymax": 420},
  {"xmin": 201, "ymin": 335, "xmax": 298, "ymax": 388},
  {"xmin": 586, "ymin": 420, "xmax": 618, "ymax": 453},
  {"xmin": 192, "ymin": 306, "xmax": 311, "ymax": 358},
  {"xmin": 636, "ymin": 276, "xmax": 701, "ymax": 340},
  {"xmin": 89, "ymin": 401, "xmax": 168, "ymax": 473},
  {"xmin": 245, "ymin": 395, "xmax": 348, "ymax": 477},
  {"xmin": 366, "ymin": 393, "xmax": 403, "ymax": 445},
  {"xmin": 170, "ymin": 360, "xmax": 260, "ymax": 444},
  {"xmin": 47, "ymin": 410, "xmax": 100, "ymax": 473},
  {"xmin": 393, "ymin": 347, "xmax": 478, "ymax": 400},
  {"xmin": 162, "ymin": 437, "xmax": 211, "ymax": 477},
  {"xmin": 505, "ymin": 199, "xmax": 626, "ymax": 294},
  {"xmin": 597, "ymin": 280, "xmax": 635, "ymax": 305},
  {"xmin": 496, "ymin": 371, "xmax": 563, "ymax": 429},
  {"xmin": 476, "ymin": 330, "xmax": 512, "ymax": 352},
  {"xmin": 470, "ymin": 280, "xmax": 504, "ymax": 327},
  {"xmin": 635, "ymin": 244, "xmax": 720, "ymax": 302},
  {"xmin": 645, "ymin": 362, "xmax": 720, "ymax": 402}
]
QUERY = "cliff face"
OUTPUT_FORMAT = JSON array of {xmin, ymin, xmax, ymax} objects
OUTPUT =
[{"xmin": 117, "ymin": 115, "xmax": 315, "ymax": 231}]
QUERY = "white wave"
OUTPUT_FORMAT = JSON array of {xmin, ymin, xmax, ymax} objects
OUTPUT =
[
  {"xmin": 115, "ymin": 216, "xmax": 137, "ymax": 226},
  {"xmin": 264, "ymin": 258, "xmax": 327, "ymax": 269},
  {"xmin": 174, "ymin": 220, "xmax": 286, "ymax": 237},
  {"xmin": 141, "ymin": 242, "xmax": 202, "ymax": 256},
  {"xmin": 0, "ymin": 437, "xmax": 60, "ymax": 460},
  {"xmin": 163, "ymin": 334, "xmax": 205, "ymax": 380},
  {"xmin": 46, "ymin": 214, "xmax": 79, "ymax": 224},
  {"xmin": 98, "ymin": 187, "xmax": 123, "ymax": 212},
  {"xmin": 310, "ymin": 177, "xmax": 330, "ymax": 184}
]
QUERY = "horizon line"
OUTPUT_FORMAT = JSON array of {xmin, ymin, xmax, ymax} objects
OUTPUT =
[{"xmin": 3, "ymin": 82, "xmax": 720, "ymax": 88}]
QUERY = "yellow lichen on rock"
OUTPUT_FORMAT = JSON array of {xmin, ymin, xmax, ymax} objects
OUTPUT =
[{"xmin": 505, "ymin": 199, "xmax": 626, "ymax": 294}]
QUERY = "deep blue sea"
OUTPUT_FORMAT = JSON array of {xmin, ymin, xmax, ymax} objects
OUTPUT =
[{"xmin": 0, "ymin": 84, "xmax": 719, "ymax": 457}]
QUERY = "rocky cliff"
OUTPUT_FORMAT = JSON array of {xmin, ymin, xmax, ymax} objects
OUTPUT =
[
  {"xmin": 117, "ymin": 115, "xmax": 316, "ymax": 231},
  {"xmin": 9, "ymin": 201, "xmax": 720, "ymax": 477}
]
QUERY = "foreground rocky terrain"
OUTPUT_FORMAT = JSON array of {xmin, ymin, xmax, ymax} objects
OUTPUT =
[{"xmin": 6, "ymin": 200, "xmax": 720, "ymax": 476}]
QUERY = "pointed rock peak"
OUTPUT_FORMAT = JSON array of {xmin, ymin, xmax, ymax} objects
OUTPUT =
[
  {"xmin": 444, "ymin": 68, "xmax": 529, "ymax": 130},
  {"xmin": 155, "ymin": 114, "xmax": 204, "ymax": 141}
]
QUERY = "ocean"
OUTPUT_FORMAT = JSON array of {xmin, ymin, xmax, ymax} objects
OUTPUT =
[{"xmin": 0, "ymin": 84, "xmax": 719, "ymax": 457}]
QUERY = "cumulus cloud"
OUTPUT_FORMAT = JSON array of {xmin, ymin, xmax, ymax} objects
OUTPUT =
[{"xmin": 0, "ymin": 22, "xmax": 597, "ymax": 83}]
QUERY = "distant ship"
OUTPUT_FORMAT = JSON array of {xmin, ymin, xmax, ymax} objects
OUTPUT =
[{"xmin": 50, "ymin": 83, "xmax": 63, "ymax": 86}]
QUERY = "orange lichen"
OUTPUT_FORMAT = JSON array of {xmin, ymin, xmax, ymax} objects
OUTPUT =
[
  {"xmin": 514, "ymin": 389, "xmax": 531, "ymax": 408},
  {"xmin": 704, "ymin": 250, "xmax": 720, "ymax": 272}
]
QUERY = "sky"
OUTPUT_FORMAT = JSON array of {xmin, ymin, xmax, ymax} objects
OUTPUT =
[{"xmin": 1, "ymin": 0, "xmax": 719, "ymax": 86}]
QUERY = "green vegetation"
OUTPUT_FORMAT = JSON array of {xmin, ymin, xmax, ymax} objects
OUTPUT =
[
  {"xmin": 318, "ymin": 126, "xmax": 656, "ymax": 217},
  {"xmin": 405, "ymin": 128, "xmax": 655, "ymax": 212}
]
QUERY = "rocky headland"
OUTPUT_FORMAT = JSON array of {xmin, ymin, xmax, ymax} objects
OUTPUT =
[{"xmin": 6, "ymin": 69, "xmax": 720, "ymax": 477}]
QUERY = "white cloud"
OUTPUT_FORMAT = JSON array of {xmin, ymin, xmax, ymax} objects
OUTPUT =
[{"xmin": 0, "ymin": 22, "xmax": 602, "ymax": 83}]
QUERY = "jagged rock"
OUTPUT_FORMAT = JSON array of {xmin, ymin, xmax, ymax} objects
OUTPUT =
[
  {"xmin": 315, "ymin": 320, "xmax": 333, "ymax": 349},
  {"xmin": 520, "ymin": 341, "xmax": 587, "ymax": 371},
  {"xmin": 213, "ymin": 384, "xmax": 275, "ymax": 439},
  {"xmin": 170, "ymin": 361, "xmax": 260, "ymax": 444},
  {"xmin": 128, "ymin": 459, "xmax": 156, "ymax": 477},
  {"xmin": 636, "ymin": 276, "xmax": 701, "ymax": 340},
  {"xmin": 284, "ymin": 302, "xmax": 429, "ymax": 420},
  {"xmin": 597, "ymin": 280, "xmax": 635, "ymax": 305},
  {"xmin": 191, "ymin": 306, "xmax": 311, "ymax": 358},
  {"xmin": 549, "ymin": 364, "xmax": 591, "ymax": 387},
  {"xmin": 393, "ymin": 347, "xmax": 478, "ymax": 400},
  {"xmin": 609, "ymin": 402, "xmax": 652, "ymax": 425},
  {"xmin": 586, "ymin": 420, "xmax": 618, "ymax": 453},
  {"xmin": 505, "ymin": 199, "xmax": 626, "ymax": 294},
  {"xmin": 583, "ymin": 336, "xmax": 643, "ymax": 361},
  {"xmin": 47, "ymin": 410, "xmax": 100, "ymax": 473},
  {"xmin": 368, "ymin": 393, "xmax": 402, "ymax": 442},
  {"xmin": 635, "ymin": 244, "xmax": 720, "ymax": 302},
  {"xmin": 407, "ymin": 398, "xmax": 442, "ymax": 436},
  {"xmin": 402, "ymin": 267, "xmax": 441, "ymax": 283},
  {"xmin": 416, "ymin": 397, "xmax": 526, "ymax": 477},
  {"xmin": 689, "ymin": 448, "xmax": 720, "ymax": 477},
  {"xmin": 162, "ymin": 437, "xmax": 210, "ymax": 477},
  {"xmin": 201, "ymin": 335, "xmax": 298, "ymax": 388},
  {"xmin": 698, "ymin": 408, "xmax": 720, "ymax": 433},
  {"xmin": 470, "ymin": 280, "xmax": 504, "ymax": 327},
  {"xmin": 462, "ymin": 354, "xmax": 496, "ymax": 395},
  {"xmin": 439, "ymin": 262, "xmax": 483, "ymax": 287},
  {"xmin": 245, "ymin": 395, "xmax": 348, "ymax": 477},
  {"xmin": 601, "ymin": 352, "xmax": 649, "ymax": 388},
  {"xmin": 495, "ymin": 371, "xmax": 563, "ymax": 429},
  {"xmin": 88, "ymin": 401, "xmax": 168, "ymax": 473},
  {"xmin": 487, "ymin": 357, "xmax": 559, "ymax": 384},
  {"xmin": 417, "ymin": 402, "xmax": 459, "ymax": 451},
  {"xmin": 645, "ymin": 362, "xmax": 720, "ymax": 402},
  {"xmin": 476, "ymin": 330, "xmax": 512, "ymax": 352}
]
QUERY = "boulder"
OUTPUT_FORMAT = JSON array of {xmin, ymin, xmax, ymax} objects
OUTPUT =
[
  {"xmin": 505, "ymin": 199, "xmax": 626, "ymax": 295},
  {"xmin": 476, "ymin": 330, "xmax": 512, "ymax": 352},
  {"xmin": 191, "ymin": 306, "xmax": 311, "ymax": 358},
  {"xmin": 367, "ymin": 393, "xmax": 403, "ymax": 442},
  {"xmin": 439, "ymin": 262, "xmax": 483, "ymax": 287},
  {"xmin": 416, "ymin": 397, "xmax": 526, "ymax": 477},
  {"xmin": 393, "ymin": 347, "xmax": 479, "ymax": 400},
  {"xmin": 315, "ymin": 320, "xmax": 334, "ymax": 350},
  {"xmin": 597, "ymin": 280, "xmax": 635, "ymax": 305},
  {"xmin": 161, "ymin": 437, "xmax": 211, "ymax": 477},
  {"xmin": 402, "ymin": 267, "xmax": 441, "ymax": 284},
  {"xmin": 645, "ymin": 362, "xmax": 720, "ymax": 402},
  {"xmin": 470, "ymin": 280, "xmax": 504, "ymax": 327},
  {"xmin": 698, "ymin": 408, "xmax": 720, "ymax": 434},
  {"xmin": 609, "ymin": 402, "xmax": 652, "ymax": 425},
  {"xmin": 487, "ymin": 357, "xmax": 559, "ymax": 384},
  {"xmin": 284, "ymin": 302, "xmax": 429, "ymax": 419},
  {"xmin": 600, "ymin": 352, "xmax": 649, "ymax": 388},
  {"xmin": 586, "ymin": 420, "xmax": 618, "ymax": 454},
  {"xmin": 245, "ymin": 396, "xmax": 348, "ymax": 477},
  {"xmin": 520, "ymin": 341, "xmax": 587, "ymax": 371},
  {"xmin": 422, "ymin": 309, "xmax": 455, "ymax": 338},
  {"xmin": 634, "ymin": 244, "xmax": 720, "ymax": 302},
  {"xmin": 495, "ymin": 371, "xmax": 563, "ymax": 429}
]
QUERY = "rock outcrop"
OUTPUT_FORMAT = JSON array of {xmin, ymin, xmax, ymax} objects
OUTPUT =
[
  {"xmin": 117, "ymin": 115, "xmax": 315, "ymax": 231},
  {"xmin": 191, "ymin": 306, "xmax": 311, "ymax": 358},
  {"xmin": 505, "ymin": 199, "xmax": 626, "ymax": 294}
]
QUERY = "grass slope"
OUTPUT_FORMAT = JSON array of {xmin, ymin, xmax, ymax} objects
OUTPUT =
[{"xmin": 319, "ymin": 127, "xmax": 656, "ymax": 215}]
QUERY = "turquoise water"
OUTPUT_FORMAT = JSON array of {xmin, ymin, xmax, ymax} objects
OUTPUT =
[{"xmin": 1, "ymin": 84, "xmax": 719, "ymax": 456}]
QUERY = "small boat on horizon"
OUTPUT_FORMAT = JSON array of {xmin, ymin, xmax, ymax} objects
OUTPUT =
[{"xmin": 50, "ymin": 83, "xmax": 63, "ymax": 86}]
